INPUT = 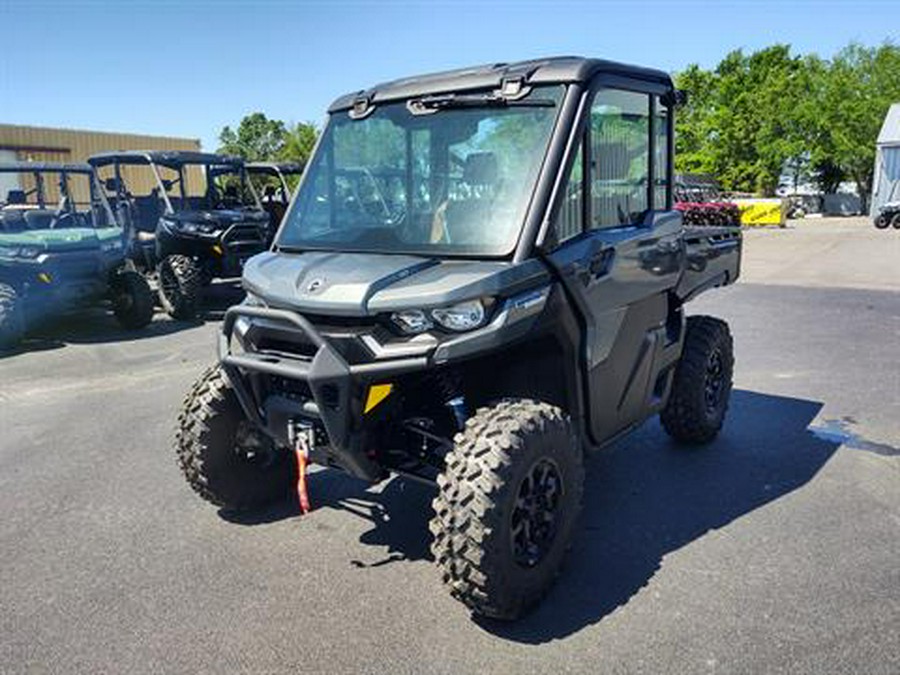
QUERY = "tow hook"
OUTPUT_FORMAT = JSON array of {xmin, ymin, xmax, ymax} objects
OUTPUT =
[{"xmin": 287, "ymin": 420, "xmax": 314, "ymax": 515}]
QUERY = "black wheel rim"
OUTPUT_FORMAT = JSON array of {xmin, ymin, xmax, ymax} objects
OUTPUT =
[
  {"xmin": 511, "ymin": 458, "xmax": 563, "ymax": 568},
  {"xmin": 234, "ymin": 420, "xmax": 278, "ymax": 469},
  {"xmin": 704, "ymin": 348, "xmax": 726, "ymax": 415}
]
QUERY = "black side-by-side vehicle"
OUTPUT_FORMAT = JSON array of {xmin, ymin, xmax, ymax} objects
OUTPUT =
[
  {"xmin": 88, "ymin": 151, "xmax": 271, "ymax": 319},
  {"xmin": 176, "ymin": 56, "xmax": 742, "ymax": 620},
  {"xmin": 246, "ymin": 162, "xmax": 304, "ymax": 244}
]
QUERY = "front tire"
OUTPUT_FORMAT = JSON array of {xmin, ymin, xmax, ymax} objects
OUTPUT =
[
  {"xmin": 176, "ymin": 365, "xmax": 295, "ymax": 510},
  {"xmin": 111, "ymin": 270, "xmax": 154, "ymax": 328},
  {"xmin": 875, "ymin": 214, "xmax": 889, "ymax": 229},
  {"xmin": 892, "ymin": 213, "xmax": 900, "ymax": 229},
  {"xmin": 430, "ymin": 399, "xmax": 584, "ymax": 620},
  {"xmin": 158, "ymin": 254, "xmax": 201, "ymax": 320},
  {"xmin": 0, "ymin": 283, "xmax": 25, "ymax": 350},
  {"xmin": 661, "ymin": 315, "xmax": 734, "ymax": 444}
]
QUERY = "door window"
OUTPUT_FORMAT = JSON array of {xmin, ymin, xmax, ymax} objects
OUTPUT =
[{"xmin": 590, "ymin": 89, "xmax": 650, "ymax": 228}]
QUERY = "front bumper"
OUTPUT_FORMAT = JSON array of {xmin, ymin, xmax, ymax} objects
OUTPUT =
[
  {"xmin": 219, "ymin": 304, "xmax": 427, "ymax": 481},
  {"xmin": 158, "ymin": 221, "xmax": 268, "ymax": 276},
  {"xmin": 218, "ymin": 284, "xmax": 552, "ymax": 481},
  {"xmin": 2, "ymin": 251, "xmax": 117, "ymax": 314}
]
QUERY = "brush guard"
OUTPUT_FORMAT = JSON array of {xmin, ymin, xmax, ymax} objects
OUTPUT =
[{"xmin": 219, "ymin": 304, "xmax": 427, "ymax": 482}]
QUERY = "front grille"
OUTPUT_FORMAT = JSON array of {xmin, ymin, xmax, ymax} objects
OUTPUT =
[{"xmin": 267, "ymin": 375, "xmax": 313, "ymax": 399}]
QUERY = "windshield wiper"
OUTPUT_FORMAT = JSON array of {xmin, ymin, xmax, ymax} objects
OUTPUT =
[{"xmin": 407, "ymin": 93, "xmax": 555, "ymax": 115}]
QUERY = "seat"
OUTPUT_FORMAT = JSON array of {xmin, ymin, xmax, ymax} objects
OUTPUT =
[
  {"xmin": 23, "ymin": 210, "xmax": 55, "ymax": 230},
  {"xmin": 5, "ymin": 189, "xmax": 27, "ymax": 206},
  {"xmin": 443, "ymin": 152, "xmax": 500, "ymax": 244},
  {"xmin": 133, "ymin": 192, "xmax": 164, "ymax": 232}
]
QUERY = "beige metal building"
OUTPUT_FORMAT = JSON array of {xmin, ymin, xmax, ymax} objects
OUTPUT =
[{"xmin": 0, "ymin": 123, "xmax": 200, "ymax": 204}]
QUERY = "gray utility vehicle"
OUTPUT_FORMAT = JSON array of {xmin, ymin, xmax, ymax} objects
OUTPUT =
[
  {"xmin": 0, "ymin": 163, "xmax": 153, "ymax": 348},
  {"xmin": 176, "ymin": 56, "xmax": 742, "ymax": 619},
  {"xmin": 246, "ymin": 162, "xmax": 305, "ymax": 245},
  {"xmin": 88, "ymin": 152, "xmax": 270, "ymax": 320}
]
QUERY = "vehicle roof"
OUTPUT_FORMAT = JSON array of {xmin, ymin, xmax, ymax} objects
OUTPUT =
[
  {"xmin": 88, "ymin": 150, "xmax": 244, "ymax": 168},
  {"xmin": 246, "ymin": 162, "xmax": 305, "ymax": 174},
  {"xmin": 329, "ymin": 55, "xmax": 673, "ymax": 112},
  {"xmin": 0, "ymin": 162, "xmax": 93, "ymax": 174}
]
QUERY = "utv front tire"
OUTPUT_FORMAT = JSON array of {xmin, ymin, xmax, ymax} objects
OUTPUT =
[
  {"xmin": 430, "ymin": 399, "xmax": 584, "ymax": 620},
  {"xmin": 111, "ymin": 270, "xmax": 154, "ymax": 328},
  {"xmin": 159, "ymin": 254, "xmax": 201, "ymax": 320},
  {"xmin": 0, "ymin": 283, "xmax": 25, "ymax": 350},
  {"xmin": 176, "ymin": 365, "xmax": 295, "ymax": 510},
  {"xmin": 661, "ymin": 315, "xmax": 734, "ymax": 444}
]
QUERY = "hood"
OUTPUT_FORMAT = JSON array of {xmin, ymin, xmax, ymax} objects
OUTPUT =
[
  {"xmin": 242, "ymin": 250, "xmax": 546, "ymax": 317},
  {"xmin": 168, "ymin": 209, "xmax": 268, "ymax": 227},
  {"xmin": 0, "ymin": 226, "xmax": 121, "ymax": 253}
]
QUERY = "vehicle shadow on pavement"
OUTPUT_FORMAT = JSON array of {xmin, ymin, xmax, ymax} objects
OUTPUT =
[
  {"xmin": 219, "ymin": 388, "xmax": 838, "ymax": 638},
  {"xmin": 2, "ymin": 281, "xmax": 245, "ymax": 353},
  {"xmin": 479, "ymin": 388, "xmax": 840, "ymax": 642},
  {"xmin": 219, "ymin": 467, "xmax": 436, "ymax": 566}
]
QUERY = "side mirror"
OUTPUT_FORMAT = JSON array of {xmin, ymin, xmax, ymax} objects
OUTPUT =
[{"xmin": 661, "ymin": 89, "xmax": 689, "ymax": 108}]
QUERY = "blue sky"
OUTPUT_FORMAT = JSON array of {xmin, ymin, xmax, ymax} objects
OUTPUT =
[{"xmin": 1, "ymin": 0, "xmax": 896, "ymax": 150}]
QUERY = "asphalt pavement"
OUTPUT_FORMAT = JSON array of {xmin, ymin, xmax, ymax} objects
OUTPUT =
[{"xmin": 1, "ymin": 218, "xmax": 898, "ymax": 674}]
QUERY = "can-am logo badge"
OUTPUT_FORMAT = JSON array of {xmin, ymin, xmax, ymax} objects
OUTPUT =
[{"xmin": 306, "ymin": 277, "xmax": 326, "ymax": 293}]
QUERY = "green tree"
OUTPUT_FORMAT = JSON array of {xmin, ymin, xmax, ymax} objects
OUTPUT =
[
  {"xmin": 674, "ymin": 42, "xmax": 900, "ymax": 206},
  {"xmin": 808, "ymin": 43, "xmax": 900, "ymax": 211},
  {"xmin": 675, "ymin": 45, "xmax": 808, "ymax": 196},
  {"xmin": 280, "ymin": 122, "xmax": 319, "ymax": 166},
  {"xmin": 217, "ymin": 112, "xmax": 287, "ymax": 161}
]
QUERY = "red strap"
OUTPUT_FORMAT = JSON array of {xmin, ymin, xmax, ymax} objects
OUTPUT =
[{"xmin": 295, "ymin": 440, "xmax": 311, "ymax": 515}]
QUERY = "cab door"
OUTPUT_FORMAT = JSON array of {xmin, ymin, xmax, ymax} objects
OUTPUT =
[{"xmin": 545, "ymin": 84, "xmax": 683, "ymax": 445}]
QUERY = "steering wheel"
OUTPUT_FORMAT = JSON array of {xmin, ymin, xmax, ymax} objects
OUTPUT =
[{"xmin": 50, "ymin": 211, "xmax": 75, "ymax": 229}]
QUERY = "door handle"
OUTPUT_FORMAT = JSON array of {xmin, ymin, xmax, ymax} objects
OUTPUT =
[{"xmin": 572, "ymin": 247, "xmax": 614, "ymax": 286}]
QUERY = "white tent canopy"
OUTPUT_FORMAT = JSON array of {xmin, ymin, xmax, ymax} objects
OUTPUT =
[{"xmin": 872, "ymin": 103, "xmax": 900, "ymax": 215}]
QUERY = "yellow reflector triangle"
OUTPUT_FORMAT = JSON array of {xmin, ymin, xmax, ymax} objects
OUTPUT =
[{"xmin": 364, "ymin": 384, "xmax": 393, "ymax": 413}]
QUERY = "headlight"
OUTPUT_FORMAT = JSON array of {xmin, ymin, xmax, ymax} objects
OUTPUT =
[
  {"xmin": 161, "ymin": 218, "xmax": 219, "ymax": 235},
  {"xmin": 391, "ymin": 299, "xmax": 489, "ymax": 335},
  {"xmin": 391, "ymin": 309, "xmax": 432, "ymax": 335},
  {"xmin": 100, "ymin": 239, "xmax": 123, "ymax": 253},
  {"xmin": 431, "ymin": 299, "xmax": 486, "ymax": 332},
  {"xmin": 0, "ymin": 245, "xmax": 42, "ymax": 259}
]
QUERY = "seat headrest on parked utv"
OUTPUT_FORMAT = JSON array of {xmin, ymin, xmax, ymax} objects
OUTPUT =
[
  {"xmin": 463, "ymin": 152, "xmax": 499, "ymax": 186},
  {"xmin": 6, "ymin": 189, "xmax": 26, "ymax": 205}
]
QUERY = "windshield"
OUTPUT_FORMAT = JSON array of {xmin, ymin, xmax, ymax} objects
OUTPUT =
[
  {"xmin": 278, "ymin": 85, "xmax": 564, "ymax": 256},
  {"xmin": 177, "ymin": 163, "xmax": 260, "ymax": 211},
  {"xmin": 0, "ymin": 171, "xmax": 114, "ymax": 231}
]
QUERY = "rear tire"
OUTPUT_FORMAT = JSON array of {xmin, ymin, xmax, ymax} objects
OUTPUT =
[
  {"xmin": 874, "ymin": 214, "xmax": 889, "ymax": 229},
  {"xmin": 176, "ymin": 365, "xmax": 296, "ymax": 510},
  {"xmin": 0, "ymin": 283, "xmax": 25, "ymax": 350},
  {"xmin": 158, "ymin": 254, "xmax": 201, "ymax": 320},
  {"xmin": 892, "ymin": 213, "xmax": 900, "ymax": 229},
  {"xmin": 430, "ymin": 399, "xmax": 584, "ymax": 620},
  {"xmin": 661, "ymin": 315, "xmax": 734, "ymax": 444},
  {"xmin": 111, "ymin": 270, "xmax": 154, "ymax": 329}
]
